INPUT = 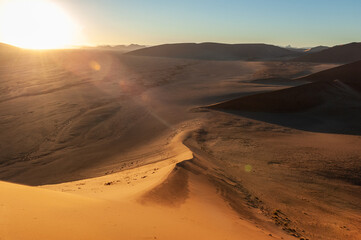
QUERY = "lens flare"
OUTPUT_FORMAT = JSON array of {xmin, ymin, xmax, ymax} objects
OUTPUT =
[
  {"xmin": 90, "ymin": 61, "xmax": 101, "ymax": 71},
  {"xmin": 245, "ymin": 164, "xmax": 252, "ymax": 172}
]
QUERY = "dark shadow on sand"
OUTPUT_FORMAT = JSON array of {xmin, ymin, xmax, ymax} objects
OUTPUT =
[{"xmin": 208, "ymin": 108, "xmax": 361, "ymax": 136}]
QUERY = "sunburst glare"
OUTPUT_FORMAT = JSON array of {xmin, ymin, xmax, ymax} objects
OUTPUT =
[{"xmin": 0, "ymin": 0, "xmax": 81, "ymax": 49}]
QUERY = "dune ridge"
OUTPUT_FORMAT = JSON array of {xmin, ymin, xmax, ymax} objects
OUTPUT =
[
  {"xmin": 1, "ymin": 127, "xmax": 287, "ymax": 240},
  {"xmin": 126, "ymin": 42, "xmax": 302, "ymax": 61},
  {"xmin": 1, "ymin": 46, "xmax": 360, "ymax": 240},
  {"xmin": 209, "ymin": 60, "xmax": 361, "ymax": 113},
  {"xmin": 292, "ymin": 42, "xmax": 361, "ymax": 63}
]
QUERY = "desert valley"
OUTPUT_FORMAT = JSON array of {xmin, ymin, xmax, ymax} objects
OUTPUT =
[{"xmin": 0, "ymin": 40, "xmax": 360, "ymax": 240}]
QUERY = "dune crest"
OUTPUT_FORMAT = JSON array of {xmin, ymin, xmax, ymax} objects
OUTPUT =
[
  {"xmin": 292, "ymin": 42, "xmax": 361, "ymax": 63},
  {"xmin": 126, "ymin": 42, "xmax": 302, "ymax": 61},
  {"xmin": 1, "ymin": 128, "xmax": 286, "ymax": 240}
]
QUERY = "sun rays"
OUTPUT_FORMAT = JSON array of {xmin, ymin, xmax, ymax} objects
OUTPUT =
[{"xmin": 0, "ymin": 0, "xmax": 81, "ymax": 49}]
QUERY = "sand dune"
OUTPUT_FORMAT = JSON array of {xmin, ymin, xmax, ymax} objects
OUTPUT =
[
  {"xmin": 0, "ymin": 42, "xmax": 20, "ymax": 51},
  {"xmin": 209, "ymin": 77, "xmax": 360, "ymax": 113},
  {"xmin": 0, "ymin": 43, "xmax": 23, "ymax": 62},
  {"xmin": 208, "ymin": 61, "xmax": 361, "ymax": 134},
  {"xmin": 1, "ymin": 48, "xmax": 326, "ymax": 185},
  {"xmin": 0, "ymin": 49, "xmax": 201, "ymax": 185},
  {"xmin": 126, "ymin": 42, "xmax": 302, "ymax": 61},
  {"xmin": 298, "ymin": 60, "xmax": 361, "ymax": 89},
  {"xmin": 1, "ymin": 129, "xmax": 286, "ymax": 240},
  {"xmin": 186, "ymin": 113, "xmax": 361, "ymax": 240},
  {"xmin": 1, "ymin": 46, "xmax": 360, "ymax": 240},
  {"xmin": 210, "ymin": 60, "xmax": 361, "ymax": 112},
  {"xmin": 292, "ymin": 42, "xmax": 361, "ymax": 63}
]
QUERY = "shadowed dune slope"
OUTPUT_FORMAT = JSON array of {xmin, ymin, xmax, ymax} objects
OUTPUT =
[
  {"xmin": 210, "ymin": 61, "xmax": 361, "ymax": 112},
  {"xmin": 126, "ymin": 42, "xmax": 301, "ymax": 60},
  {"xmin": 292, "ymin": 42, "xmax": 361, "ymax": 63},
  {"xmin": 299, "ymin": 60, "xmax": 361, "ymax": 90}
]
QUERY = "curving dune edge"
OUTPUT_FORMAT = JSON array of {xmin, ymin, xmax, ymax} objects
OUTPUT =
[{"xmin": 0, "ymin": 126, "xmax": 291, "ymax": 240}]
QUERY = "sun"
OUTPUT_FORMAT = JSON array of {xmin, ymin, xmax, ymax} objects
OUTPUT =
[{"xmin": 0, "ymin": 0, "xmax": 80, "ymax": 49}]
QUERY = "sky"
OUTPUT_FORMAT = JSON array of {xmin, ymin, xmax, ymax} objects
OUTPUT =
[{"xmin": 2, "ymin": 0, "xmax": 361, "ymax": 48}]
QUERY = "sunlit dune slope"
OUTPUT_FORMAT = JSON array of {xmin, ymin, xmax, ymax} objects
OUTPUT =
[
  {"xmin": 0, "ymin": 130, "xmax": 280, "ymax": 240},
  {"xmin": 0, "ymin": 49, "xmax": 200, "ymax": 185},
  {"xmin": 0, "ymin": 47, "xmax": 339, "ymax": 185}
]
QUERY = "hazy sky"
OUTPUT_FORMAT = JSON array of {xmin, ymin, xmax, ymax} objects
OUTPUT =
[{"xmin": 7, "ymin": 0, "xmax": 361, "ymax": 47}]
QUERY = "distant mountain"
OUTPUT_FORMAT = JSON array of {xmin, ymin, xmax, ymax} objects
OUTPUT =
[
  {"xmin": 210, "ymin": 60, "xmax": 361, "ymax": 112},
  {"xmin": 304, "ymin": 46, "xmax": 329, "ymax": 53},
  {"xmin": 126, "ymin": 42, "xmax": 302, "ymax": 61},
  {"xmin": 83, "ymin": 44, "xmax": 147, "ymax": 52},
  {"xmin": 285, "ymin": 45, "xmax": 329, "ymax": 53},
  {"xmin": 113, "ymin": 44, "xmax": 147, "ymax": 51},
  {"xmin": 292, "ymin": 42, "xmax": 361, "ymax": 63},
  {"xmin": 284, "ymin": 45, "xmax": 308, "ymax": 52}
]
